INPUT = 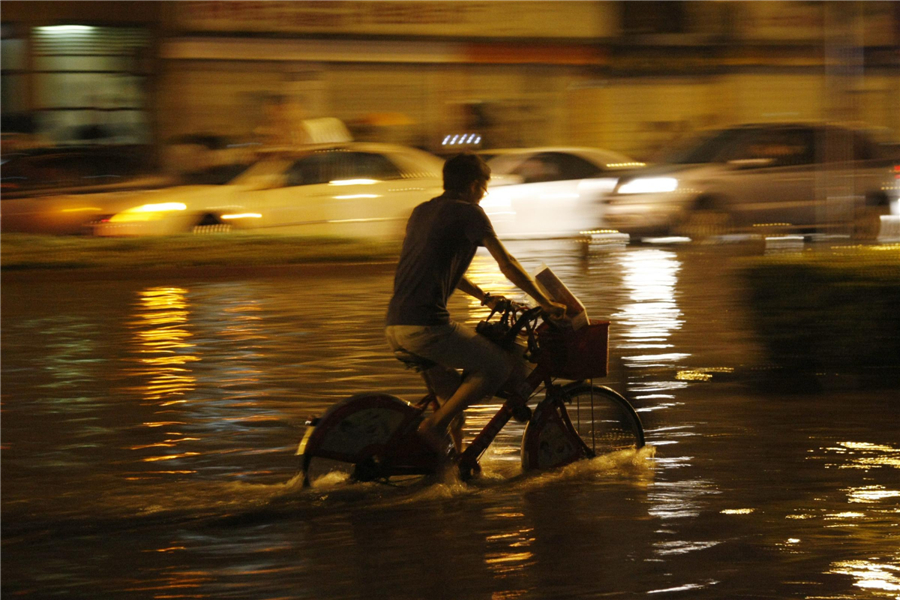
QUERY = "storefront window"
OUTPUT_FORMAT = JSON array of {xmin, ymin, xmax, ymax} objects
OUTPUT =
[
  {"xmin": 1, "ymin": 26, "xmax": 27, "ymax": 117},
  {"xmin": 31, "ymin": 25, "xmax": 151, "ymax": 144}
]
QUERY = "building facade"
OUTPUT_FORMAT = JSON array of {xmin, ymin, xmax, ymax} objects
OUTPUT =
[{"xmin": 3, "ymin": 1, "xmax": 899, "ymax": 167}]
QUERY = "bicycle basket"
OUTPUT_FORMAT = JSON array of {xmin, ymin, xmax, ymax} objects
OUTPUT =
[{"xmin": 537, "ymin": 319, "xmax": 609, "ymax": 380}]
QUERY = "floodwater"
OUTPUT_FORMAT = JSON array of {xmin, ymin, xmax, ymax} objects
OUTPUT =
[{"xmin": 2, "ymin": 242, "xmax": 898, "ymax": 599}]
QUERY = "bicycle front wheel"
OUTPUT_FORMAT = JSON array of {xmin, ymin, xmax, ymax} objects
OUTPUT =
[{"xmin": 521, "ymin": 384, "xmax": 645, "ymax": 471}]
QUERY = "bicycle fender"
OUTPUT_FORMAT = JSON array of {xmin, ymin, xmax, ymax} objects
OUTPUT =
[
  {"xmin": 298, "ymin": 393, "xmax": 420, "ymax": 464},
  {"xmin": 520, "ymin": 398, "xmax": 586, "ymax": 471}
]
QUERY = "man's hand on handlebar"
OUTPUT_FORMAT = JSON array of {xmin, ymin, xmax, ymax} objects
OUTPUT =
[
  {"xmin": 483, "ymin": 292, "xmax": 567, "ymax": 320},
  {"xmin": 481, "ymin": 292, "xmax": 507, "ymax": 310}
]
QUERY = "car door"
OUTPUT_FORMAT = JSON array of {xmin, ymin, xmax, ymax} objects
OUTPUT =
[
  {"xmin": 248, "ymin": 150, "xmax": 415, "ymax": 238},
  {"xmin": 503, "ymin": 152, "xmax": 604, "ymax": 237},
  {"xmin": 717, "ymin": 127, "xmax": 818, "ymax": 229},
  {"xmin": 314, "ymin": 150, "xmax": 416, "ymax": 238},
  {"xmin": 239, "ymin": 155, "xmax": 323, "ymax": 234}
]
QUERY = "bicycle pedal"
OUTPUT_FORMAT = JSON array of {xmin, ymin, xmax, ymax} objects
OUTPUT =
[{"xmin": 458, "ymin": 461, "xmax": 482, "ymax": 481}]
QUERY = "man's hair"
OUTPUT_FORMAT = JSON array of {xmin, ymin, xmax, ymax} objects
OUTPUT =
[{"xmin": 443, "ymin": 152, "xmax": 491, "ymax": 194}]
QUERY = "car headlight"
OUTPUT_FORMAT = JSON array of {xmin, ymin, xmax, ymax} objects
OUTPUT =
[
  {"xmin": 617, "ymin": 177, "xmax": 678, "ymax": 195},
  {"xmin": 108, "ymin": 202, "xmax": 187, "ymax": 223}
]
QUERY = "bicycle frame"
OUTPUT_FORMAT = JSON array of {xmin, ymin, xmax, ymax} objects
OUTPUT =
[
  {"xmin": 416, "ymin": 304, "xmax": 596, "ymax": 478},
  {"xmin": 454, "ymin": 354, "xmax": 594, "ymax": 478}
]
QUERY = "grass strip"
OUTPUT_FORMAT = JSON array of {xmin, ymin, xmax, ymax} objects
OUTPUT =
[{"xmin": 1, "ymin": 233, "xmax": 401, "ymax": 271}]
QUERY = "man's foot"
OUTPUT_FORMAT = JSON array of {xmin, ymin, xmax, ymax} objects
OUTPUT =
[{"xmin": 448, "ymin": 413, "xmax": 465, "ymax": 454}]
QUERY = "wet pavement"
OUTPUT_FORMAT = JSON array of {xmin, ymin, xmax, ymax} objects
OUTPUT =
[{"xmin": 2, "ymin": 240, "xmax": 898, "ymax": 599}]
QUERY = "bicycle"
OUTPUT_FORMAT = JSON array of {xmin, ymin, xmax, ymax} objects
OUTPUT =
[{"xmin": 296, "ymin": 299, "xmax": 645, "ymax": 487}]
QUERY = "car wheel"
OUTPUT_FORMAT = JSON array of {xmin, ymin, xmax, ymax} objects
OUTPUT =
[
  {"xmin": 852, "ymin": 205, "xmax": 888, "ymax": 241},
  {"xmin": 673, "ymin": 208, "xmax": 733, "ymax": 242},
  {"xmin": 192, "ymin": 213, "xmax": 232, "ymax": 235}
]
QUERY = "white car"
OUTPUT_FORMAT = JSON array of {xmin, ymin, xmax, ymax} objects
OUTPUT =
[
  {"xmin": 604, "ymin": 123, "xmax": 899, "ymax": 240},
  {"xmin": 93, "ymin": 142, "xmax": 445, "ymax": 238},
  {"xmin": 480, "ymin": 147, "xmax": 642, "ymax": 239}
]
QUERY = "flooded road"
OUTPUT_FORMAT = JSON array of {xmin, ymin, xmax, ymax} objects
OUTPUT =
[{"xmin": 3, "ymin": 242, "xmax": 898, "ymax": 599}]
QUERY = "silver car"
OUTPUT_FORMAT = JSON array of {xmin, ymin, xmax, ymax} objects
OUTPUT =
[{"xmin": 604, "ymin": 123, "xmax": 899, "ymax": 240}]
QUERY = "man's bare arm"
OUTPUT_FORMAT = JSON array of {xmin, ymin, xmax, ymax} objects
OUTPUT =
[
  {"xmin": 457, "ymin": 276, "xmax": 487, "ymax": 302},
  {"xmin": 482, "ymin": 234, "xmax": 566, "ymax": 316}
]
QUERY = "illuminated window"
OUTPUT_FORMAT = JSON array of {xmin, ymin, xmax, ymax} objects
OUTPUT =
[
  {"xmin": 1, "ymin": 24, "xmax": 27, "ymax": 116},
  {"xmin": 30, "ymin": 25, "xmax": 152, "ymax": 144}
]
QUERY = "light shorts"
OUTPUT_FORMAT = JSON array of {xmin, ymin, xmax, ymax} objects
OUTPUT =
[{"xmin": 385, "ymin": 321, "xmax": 514, "ymax": 392}]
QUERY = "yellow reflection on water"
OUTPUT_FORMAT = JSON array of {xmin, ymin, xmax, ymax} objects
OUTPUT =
[
  {"xmin": 829, "ymin": 559, "xmax": 900, "ymax": 593},
  {"xmin": 142, "ymin": 452, "xmax": 200, "ymax": 462},
  {"xmin": 133, "ymin": 287, "xmax": 198, "ymax": 403},
  {"xmin": 483, "ymin": 509, "xmax": 536, "ymax": 579},
  {"xmin": 485, "ymin": 551, "xmax": 535, "ymax": 565},
  {"xmin": 821, "ymin": 441, "xmax": 900, "ymax": 469},
  {"xmin": 824, "ymin": 512, "xmax": 866, "ymax": 520},
  {"xmin": 492, "ymin": 591, "xmax": 529, "ymax": 600},
  {"xmin": 846, "ymin": 485, "xmax": 900, "ymax": 503},
  {"xmin": 129, "ymin": 287, "xmax": 201, "ymax": 469},
  {"xmin": 676, "ymin": 367, "xmax": 734, "ymax": 382}
]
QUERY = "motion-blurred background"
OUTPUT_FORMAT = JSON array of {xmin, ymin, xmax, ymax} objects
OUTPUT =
[
  {"xmin": 3, "ymin": 1, "xmax": 898, "ymax": 165},
  {"xmin": 2, "ymin": 2, "xmax": 899, "ymax": 241}
]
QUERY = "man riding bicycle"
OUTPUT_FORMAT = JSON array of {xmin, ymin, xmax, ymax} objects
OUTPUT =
[{"xmin": 385, "ymin": 153, "xmax": 567, "ymax": 455}]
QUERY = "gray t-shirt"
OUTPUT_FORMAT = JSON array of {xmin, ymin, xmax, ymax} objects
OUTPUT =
[{"xmin": 386, "ymin": 194, "xmax": 495, "ymax": 326}]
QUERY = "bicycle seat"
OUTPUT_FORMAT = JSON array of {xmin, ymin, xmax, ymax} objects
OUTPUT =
[{"xmin": 393, "ymin": 349, "xmax": 436, "ymax": 372}]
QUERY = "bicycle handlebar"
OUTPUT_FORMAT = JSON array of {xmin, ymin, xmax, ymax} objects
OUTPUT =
[
  {"xmin": 478, "ymin": 298, "xmax": 551, "ymax": 352},
  {"xmin": 504, "ymin": 305, "xmax": 543, "ymax": 345}
]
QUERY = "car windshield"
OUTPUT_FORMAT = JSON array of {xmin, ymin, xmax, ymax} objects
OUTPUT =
[
  {"xmin": 488, "ymin": 154, "xmax": 533, "ymax": 175},
  {"xmin": 653, "ymin": 128, "xmax": 747, "ymax": 164},
  {"xmin": 489, "ymin": 149, "xmax": 637, "ymax": 177},
  {"xmin": 227, "ymin": 158, "xmax": 291, "ymax": 186},
  {"xmin": 389, "ymin": 147, "xmax": 444, "ymax": 176}
]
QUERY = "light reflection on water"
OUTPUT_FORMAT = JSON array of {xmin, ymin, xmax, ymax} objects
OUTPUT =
[
  {"xmin": 829, "ymin": 560, "xmax": 900, "ymax": 594},
  {"xmin": 2, "ymin": 245, "xmax": 899, "ymax": 599},
  {"xmin": 612, "ymin": 249, "xmax": 689, "ymax": 420},
  {"xmin": 131, "ymin": 287, "xmax": 197, "ymax": 405}
]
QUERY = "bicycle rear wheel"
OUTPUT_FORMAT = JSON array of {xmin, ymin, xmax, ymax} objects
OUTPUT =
[
  {"xmin": 298, "ymin": 393, "xmax": 439, "ymax": 487},
  {"xmin": 521, "ymin": 384, "xmax": 644, "ymax": 471}
]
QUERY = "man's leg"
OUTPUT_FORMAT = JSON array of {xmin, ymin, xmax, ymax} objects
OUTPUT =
[
  {"xmin": 388, "ymin": 322, "xmax": 514, "ymax": 453},
  {"xmin": 415, "ymin": 324, "xmax": 514, "ymax": 449},
  {"xmin": 418, "ymin": 370, "xmax": 495, "ymax": 439},
  {"xmin": 421, "ymin": 366, "xmax": 463, "ymax": 452}
]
